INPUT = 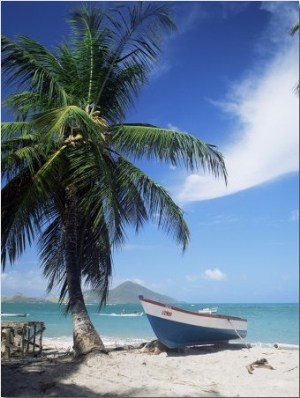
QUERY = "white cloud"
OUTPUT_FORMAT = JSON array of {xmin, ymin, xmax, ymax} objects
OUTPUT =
[
  {"xmin": 167, "ymin": 123, "xmax": 180, "ymax": 131},
  {"xmin": 149, "ymin": 61, "xmax": 172, "ymax": 83},
  {"xmin": 219, "ymin": 2, "xmax": 250, "ymax": 19},
  {"xmin": 204, "ymin": 268, "xmax": 227, "ymax": 280},
  {"xmin": 1, "ymin": 270, "xmax": 49, "ymax": 296},
  {"xmin": 175, "ymin": 2, "xmax": 206, "ymax": 34},
  {"xmin": 173, "ymin": 6, "xmax": 299, "ymax": 203},
  {"xmin": 186, "ymin": 268, "xmax": 227, "ymax": 282},
  {"xmin": 289, "ymin": 209, "xmax": 299, "ymax": 221},
  {"xmin": 199, "ymin": 214, "xmax": 238, "ymax": 226}
]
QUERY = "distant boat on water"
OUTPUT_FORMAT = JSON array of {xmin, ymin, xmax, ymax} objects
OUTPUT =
[
  {"xmin": 1, "ymin": 313, "xmax": 29, "ymax": 317},
  {"xmin": 139, "ymin": 295, "xmax": 247, "ymax": 348},
  {"xmin": 120, "ymin": 309, "xmax": 143, "ymax": 317},
  {"xmin": 198, "ymin": 306, "xmax": 218, "ymax": 314}
]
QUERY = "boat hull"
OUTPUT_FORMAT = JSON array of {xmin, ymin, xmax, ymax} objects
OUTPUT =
[{"xmin": 139, "ymin": 296, "xmax": 247, "ymax": 348}]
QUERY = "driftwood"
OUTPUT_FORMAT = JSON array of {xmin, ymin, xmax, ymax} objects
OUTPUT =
[{"xmin": 246, "ymin": 358, "xmax": 275, "ymax": 374}]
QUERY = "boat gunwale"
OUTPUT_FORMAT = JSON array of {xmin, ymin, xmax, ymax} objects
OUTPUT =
[{"xmin": 138, "ymin": 295, "xmax": 247, "ymax": 322}]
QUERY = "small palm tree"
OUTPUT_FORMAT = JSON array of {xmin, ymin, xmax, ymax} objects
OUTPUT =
[{"xmin": 1, "ymin": 2, "xmax": 227, "ymax": 357}]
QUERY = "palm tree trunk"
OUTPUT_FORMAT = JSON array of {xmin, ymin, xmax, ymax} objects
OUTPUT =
[{"xmin": 64, "ymin": 185, "xmax": 107, "ymax": 357}]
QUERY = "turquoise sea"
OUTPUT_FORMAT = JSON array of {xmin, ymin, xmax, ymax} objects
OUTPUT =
[{"xmin": 1, "ymin": 302, "xmax": 299, "ymax": 347}]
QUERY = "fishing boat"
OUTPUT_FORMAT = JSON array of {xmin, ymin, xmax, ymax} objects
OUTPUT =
[
  {"xmin": 139, "ymin": 295, "xmax": 247, "ymax": 348},
  {"xmin": 1, "ymin": 313, "xmax": 29, "ymax": 317},
  {"xmin": 198, "ymin": 306, "xmax": 218, "ymax": 314},
  {"xmin": 120, "ymin": 310, "xmax": 144, "ymax": 317}
]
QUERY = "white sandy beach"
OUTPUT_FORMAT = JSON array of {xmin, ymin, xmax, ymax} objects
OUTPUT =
[{"xmin": 1, "ymin": 341, "xmax": 299, "ymax": 397}]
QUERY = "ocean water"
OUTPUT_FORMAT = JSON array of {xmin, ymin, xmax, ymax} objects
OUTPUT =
[{"xmin": 1, "ymin": 302, "xmax": 299, "ymax": 348}]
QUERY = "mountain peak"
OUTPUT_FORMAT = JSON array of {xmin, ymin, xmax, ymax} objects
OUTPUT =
[{"xmin": 84, "ymin": 281, "xmax": 178, "ymax": 304}]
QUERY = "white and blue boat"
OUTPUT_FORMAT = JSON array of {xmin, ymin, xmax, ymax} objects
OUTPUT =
[
  {"xmin": 139, "ymin": 295, "xmax": 247, "ymax": 348},
  {"xmin": 1, "ymin": 313, "xmax": 29, "ymax": 317},
  {"xmin": 198, "ymin": 306, "xmax": 218, "ymax": 314},
  {"xmin": 120, "ymin": 310, "xmax": 144, "ymax": 317}
]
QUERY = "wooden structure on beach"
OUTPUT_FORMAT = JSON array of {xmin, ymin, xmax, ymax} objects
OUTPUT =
[{"xmin": 1, "ymin": 320, "xmax": 46, "ymax": 360}]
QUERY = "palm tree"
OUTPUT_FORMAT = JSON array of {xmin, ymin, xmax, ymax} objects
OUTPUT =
[{"xmin": 1, "ymin": 2, "xmax": 227, "ymax": 357}]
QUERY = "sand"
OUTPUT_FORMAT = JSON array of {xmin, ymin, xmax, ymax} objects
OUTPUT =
[{"xmin": 1, "ymin": 341, "xmax": 299, "ymax": 397}]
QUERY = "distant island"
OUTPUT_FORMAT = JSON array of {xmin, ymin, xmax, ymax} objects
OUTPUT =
[
  {"xmin": 1, "ymin": 281, "xmax": 179, "ymax": 304},
  {"xmin": 1, "ymin": 293, "xmax": 64, "ymax": 304}
]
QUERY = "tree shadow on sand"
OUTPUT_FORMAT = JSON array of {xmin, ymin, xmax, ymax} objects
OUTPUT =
[
  {"xmin": 1, "ymin": 346, "xmax": 105, "ymax": 397},
  {"xmin": 1, "ymin": 343, "xmax": 246, "ymax": 397}
]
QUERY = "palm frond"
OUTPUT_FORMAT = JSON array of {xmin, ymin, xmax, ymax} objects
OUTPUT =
[
  {"xmin": 2, "ymin": 92, "xmax": 53, "ymax": 121},
  {"xmin": 110, "ymin": 124, "xmax": 228, "ymax": 183},
  {"xmin": 290, "ymin": 21, "xmax": 299, "ymax": 36},
  {"xmin": 1, "ymin": 35, "xmax": 70, "ymax": 105},
  {"xmin": 72, "ymin": 147, "xmax": 190, "ymax": 252},
  {"xmin": 289, "ymin": 21, "xmax": 299, "ymax": 95},
  {"xmin": 70, "ymin": 3, "xmax": 176, "ymax": 116},
  {"xmin": 39, "ymin": 217, "xmax": 66, "ymax": 294},
  {"xmin": 1, "ymin": 171, "xmax": 52, "ymax": 267},
  {"xmin": 114, "ymin": 156, "xmax": 190, "ymax": 251}
]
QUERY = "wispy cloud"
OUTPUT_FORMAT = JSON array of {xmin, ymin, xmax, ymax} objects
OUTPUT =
[
  {"xmin": 174, "ymin": 2, "xmax": 207, "ymax": 35},
  {"xmin": 219, "ymin": 2, "xmax": 250, "ymax": 19},
  {"xmin": 173, "ymin": 3, "xmax": 299, "ymax": 203},
  {"xmin": 186, "ymin": 268, "xmax": 227, "ymax": 282},
  {"xmin": 149, "ymin": 2, "xmax": 210, "ymax": 83},
  {"xmin": 1, "ymin": 270, "xmax": 49, "ymax": 296},
  {"xmin": 289, "ymin": 209, "xmax": 299, "ymax": 221},
  {"xmin": 167, "ymin": 123, "xmax": 180, "ymax": 131},
  {"xmin": 199, "ymin": 214, "xmax": 239, "ymax": 226},
  {"xmin": 149, "ymin": 61, "xmax": 172, "ymax": 83}
]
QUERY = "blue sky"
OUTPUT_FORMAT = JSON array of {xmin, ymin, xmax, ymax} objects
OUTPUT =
[{"xmin": 1, "ymin": 1, "xmax": 299, "ymax": 303}]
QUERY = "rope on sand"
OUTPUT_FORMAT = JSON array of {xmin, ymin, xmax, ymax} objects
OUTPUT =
[{"xmin": 228, "ymin": 319, "xmax": 250, "ymax": 349}]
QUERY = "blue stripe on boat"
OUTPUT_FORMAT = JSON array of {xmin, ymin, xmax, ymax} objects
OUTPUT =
[{"xmin": 147, "ymin": 314, "xmax": 246, "ymax": 348}]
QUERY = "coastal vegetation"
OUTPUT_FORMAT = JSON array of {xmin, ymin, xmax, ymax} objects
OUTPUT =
[{"xmin": 1, "ymin": 2, "xmax": 227, "ymax": 357}]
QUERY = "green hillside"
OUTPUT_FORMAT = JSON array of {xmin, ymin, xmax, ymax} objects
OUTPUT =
[{"xmin": 1, "ymin": 293, "xmax": 47, "ymax": 303}]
